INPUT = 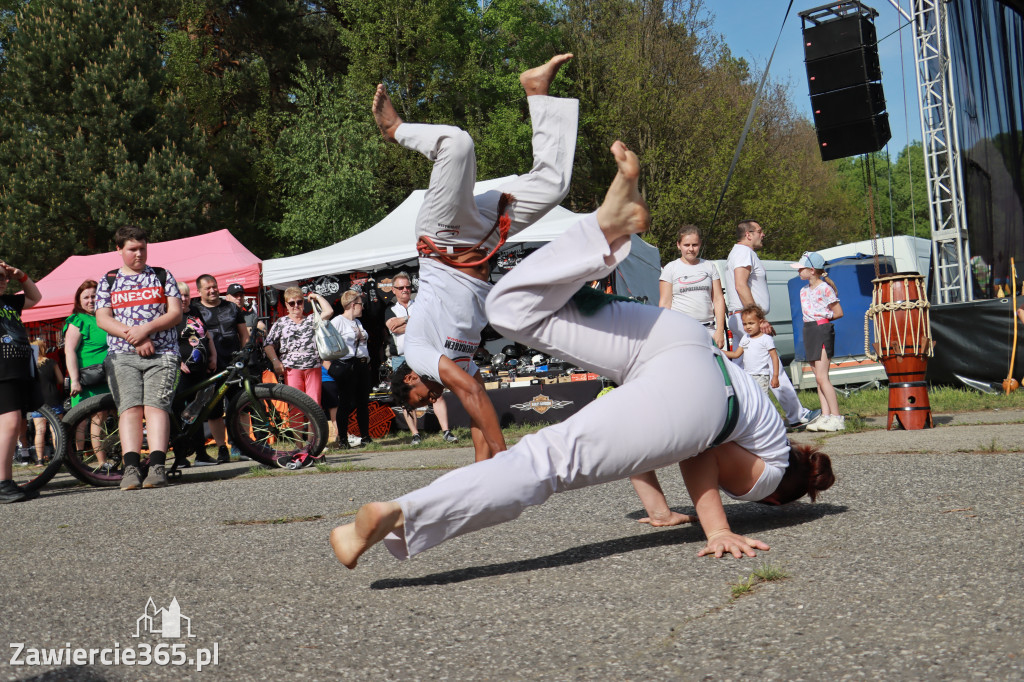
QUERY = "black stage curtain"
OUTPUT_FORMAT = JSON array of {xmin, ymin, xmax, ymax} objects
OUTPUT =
[
  {"xmin": 927, "ymin": 298, "xmax": 1024, "ymax": 386},
  {"xmin": 948, "ymin": 0, "xmax": 1024, "ymax": 298}
]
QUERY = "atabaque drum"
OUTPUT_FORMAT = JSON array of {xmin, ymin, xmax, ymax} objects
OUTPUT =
[{"xmin": 868, "ymin": 273, "xmax": 933, "ymax": 430}]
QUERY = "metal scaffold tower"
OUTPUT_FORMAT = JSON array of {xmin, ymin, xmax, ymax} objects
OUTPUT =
[{"xmin": 911, "ymin": 0, "xmax": 973, "ymax": 303}]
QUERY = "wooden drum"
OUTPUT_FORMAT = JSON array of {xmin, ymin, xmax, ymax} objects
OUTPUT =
[{"xmin": 867, "ymin": 273, "xmax": 934, "ymax": 430}]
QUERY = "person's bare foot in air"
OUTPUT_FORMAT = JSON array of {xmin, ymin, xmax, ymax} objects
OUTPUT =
[
  {"xmin": 372, "ymin": 84, "xmax": 403, "ymax": 143},
  {"xmin": 638, "ymin": 511, "xmax": 698, "ymax": 527},
  {"xmin": 520, "ymin": 53, "xmax": 574, "ymax": 96},
  {"xmin": 330, "ymin": 501, "xmax": 404, "ymax": 569},
  {"xmin": 597, "ymin": 140, "xmax": 649, "ymax": 249}
]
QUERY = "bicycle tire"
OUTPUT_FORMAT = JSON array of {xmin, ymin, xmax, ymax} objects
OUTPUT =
[
  {"xmin": 61, "ymin": 393, "xmax": 123, "ymax": 487},
  {"xmin": 17, "ymin": 405, "xmax": 68, "ymax": 493},
  {"xmin": 227, "ymin": 383, "xmax": 328, "ymax": 467}
]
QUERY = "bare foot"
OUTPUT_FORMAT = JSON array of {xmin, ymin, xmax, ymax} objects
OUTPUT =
[
  {"xmin": 329, "ymin": 501, "xmax": 404, "ymax": 569},
  {"xmin": 372, "ymin": 84, "xmax": 403, "ymax": 142},
  {"xmin": 638, "ymin": 511, "xmax": 698, "ymax": 527},
  {"xmin": 596, "ymin": 140, "xmax": 649, "ymax": 247},
  {"xmin": 520, "ymin": 53, "xmax": 574, "ymax": 96}
]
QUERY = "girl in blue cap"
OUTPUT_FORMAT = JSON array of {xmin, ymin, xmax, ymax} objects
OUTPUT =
[{"xmin": 791, "ymin": 252, "xmax": 844, "ymax": 432}]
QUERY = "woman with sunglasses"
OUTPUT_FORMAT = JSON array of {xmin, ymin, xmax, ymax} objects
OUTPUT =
[{"xmin": 263, "ymin": 288, "xmax": 333, "ymax": 403}]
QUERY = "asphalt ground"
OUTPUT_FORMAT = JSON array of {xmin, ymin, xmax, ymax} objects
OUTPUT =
[{"xmin": 2, "ymin": 410, "xmax": 1023, "ymax": 681}]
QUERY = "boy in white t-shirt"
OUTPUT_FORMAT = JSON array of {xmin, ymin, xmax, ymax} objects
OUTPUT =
[{"xmin": 724, "ymin": 304, "xmax": 778, "ymax": 395}]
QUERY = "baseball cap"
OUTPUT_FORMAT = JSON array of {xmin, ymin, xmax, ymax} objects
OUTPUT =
[
  {"xmin": 791, "ymin": 251, "xmax": 826, "ymax": 270},
  {"xmin": 225, "ymin": 283, "xmax": 245, "ymax": 296}
]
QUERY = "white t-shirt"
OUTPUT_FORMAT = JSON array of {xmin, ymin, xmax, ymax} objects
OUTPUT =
[
  {"xmin": 725, "ymin": 244, "xmax": 770, "ymax": 314},
  {"xmin": 739, "ymin": 333, "xmax": 776, "ymax": 377},
  {"xmin": 404, "ymin": 258, "xmax": 487, "ymax": 382},
  {"xmin": 659, "ymin": 259, "xmax": 719, "ymax": 324},
  {"xmin": 387, "ymin": 300, "xmax": 413, "ymax": 355},
  {"xmin": 330, "ymin": 315, "xmax": 370, "ymax": 360}
]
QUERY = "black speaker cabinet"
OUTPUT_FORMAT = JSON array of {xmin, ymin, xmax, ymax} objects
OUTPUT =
[
  {"xmin": 811, "ymin": 82, "xmax": 887, "ymax": 128},
  {"xmin": 817, "ymin": 114, "xmax": 891, "ymax": 161},
  {"xmin": 803, "ymin": 14, "xmax": 878, "ymax": 61},
  {"xmin": 806, "ymin": 45, "xmax": 881, "ymax": 95}
]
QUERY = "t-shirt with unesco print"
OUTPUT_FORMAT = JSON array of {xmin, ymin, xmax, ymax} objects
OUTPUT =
[{"xmin": 95, "ymin": 266, "xmax": 182, "ymax": 356}]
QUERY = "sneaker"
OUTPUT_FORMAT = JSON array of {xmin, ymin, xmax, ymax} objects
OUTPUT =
[
  {"xmin": 14, "ymin": 447, "xmax": 32, "ymax": 466},
  {"xmin": 443, "ymin": 430, "xmax": 458, "ymax": 443},
  {"xmin": 410, "ymin": 434, "xmax": 421, "ymax": 446},
  {"xmin": 0, "ymin": 480, "xmax": 29, "ymax": 504},
  {"xmin": 193, "ymin": 453, "xmax": 219, "ymax": 467},
  {"xmin": 805, "ymin": 414, "xmax": 831, "ymax": 432},
  {"xmin": 789, "ymin": 408, "xmax": 822, "ymax": 428},
  {"xmin": 217, "ymin": 445, "xmax": 230, "ymax": 464},
  {"xmin": 120, "ymin": 465, "xmax": 143, "ymax": 491},
  {"xmin": 143, "ymin": 464, "xmax": 168, "ymax": 488},
  {"xmin": 823, "ymin": 415, "xmax": 845, "ymax": 432},
  {"xmin": 171, "ymin": 456, "xmax": 191, "ymax": 470},
  {"xmin": 232, "ymin": 447, "xmax": 248, "ymax": 461}
]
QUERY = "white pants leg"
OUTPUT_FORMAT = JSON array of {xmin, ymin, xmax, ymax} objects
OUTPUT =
[
  {"xmin": 383, "ymin": 215, "xmax": 728, "ymax": 559},
  {"xmin": 396, "ymin": 96, "xmax": 578, "ymax": 251},
  {"xmin": 727, "ymin": 312, "xmax": 808, "ymax": 425}
]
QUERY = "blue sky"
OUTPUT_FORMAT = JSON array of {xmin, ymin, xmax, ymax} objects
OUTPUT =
[{"xmin": 709, "ymin": 0, "xmax": 920, "ymax": 153}]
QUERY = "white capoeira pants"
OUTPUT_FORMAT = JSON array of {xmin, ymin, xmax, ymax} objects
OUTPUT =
[
  {"xmin": 727, "ymin": 312, "xmax": 810, "ymax": 425},
  {"xmin": 383, "ymin": 214, "xmax": 732, "ymax": 560},
  {"xmin": 395, "ymin": 95, "xmax": 579, "ymax": 252}
]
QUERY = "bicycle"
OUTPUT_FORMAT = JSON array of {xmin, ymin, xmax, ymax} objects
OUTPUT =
[
  {"xmin": 60, "ymin": 329, "xmax": 329, "ymax": 486},
  {"xmin": 9, "ymin": 405, "xmax": 67, "ymax": 494}
]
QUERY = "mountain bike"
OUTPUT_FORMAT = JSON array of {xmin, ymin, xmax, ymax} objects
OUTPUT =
[
  {"xmin": 60, "ymin": 331, "xmax": 328, "ymax": 486},
  {"xmin": 10, "ymin": 405, "xmax": 67, "ymax": 494}
]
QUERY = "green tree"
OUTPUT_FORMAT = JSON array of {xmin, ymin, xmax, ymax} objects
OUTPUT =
[
  {"xmin": 833, "ymin": 142, "xmax": 929, "ymax": 241},
  {"xmin": 0, "ymin": 0, "xmax": 220, "ymax": 277},
  {"xmin": 272, "ymin": 65, "xmax": 386, "ymax": 254}
]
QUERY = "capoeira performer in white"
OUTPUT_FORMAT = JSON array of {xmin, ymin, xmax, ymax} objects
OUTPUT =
[
  {"xmin": 372, "ymin": 54, "xmax": 577, "ymax": 462},
  {"xmin": 330, "ymin": 142, "xmax": 835, "ymax": 568}
]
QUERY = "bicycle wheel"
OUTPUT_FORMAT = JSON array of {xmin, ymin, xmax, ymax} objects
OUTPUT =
[
  {"xmin": 227, "ymin": 383, "xmax": 328, "ymax": 467},
  {"xmin": 61, "ymin": 393, "xmax": 123, "ymax": 487},
  {"xmin": 15, "ymin": 405, "xmax": 68, "ymax": 494}
]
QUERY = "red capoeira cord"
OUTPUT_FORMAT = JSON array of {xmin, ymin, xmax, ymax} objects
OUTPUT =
[{"xmin": 416, "ymin": 193, "xmax": 515, "ymax": 268}]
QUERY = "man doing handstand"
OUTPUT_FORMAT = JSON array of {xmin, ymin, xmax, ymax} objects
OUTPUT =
[{"xmin": 373, "ymin": 54, "xmax": 578, "ymax": 462}]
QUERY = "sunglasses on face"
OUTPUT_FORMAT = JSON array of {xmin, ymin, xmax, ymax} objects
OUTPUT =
[
  {"xmin": 286, "ymin": 300, "xmax": 304, "ymax": 307},
  {"xmin": 394, "ymin": 286, "xmax": 411, "ymax": 291}
]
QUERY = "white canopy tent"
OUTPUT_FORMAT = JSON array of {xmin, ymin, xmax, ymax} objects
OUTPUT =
[{"xmin": 263, "ymin": 176, "xmax": 661, "ymax": 303}]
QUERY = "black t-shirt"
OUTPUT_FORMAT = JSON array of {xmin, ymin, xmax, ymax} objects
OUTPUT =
[
  {"xmin": 37, "ymin": 360, "xmax": 62, "ymax": 407},
  {"xmin": 192, "ymin": 299, "xmax": 246, "ymax": 370},
  {"xmin": 0, "ymin": 294, "xmax": 32, "ymax": 381}
]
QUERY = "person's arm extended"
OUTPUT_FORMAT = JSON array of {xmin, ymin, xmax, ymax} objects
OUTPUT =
[
  {"xmin": 733, "ymin": 265, "xmax": 753, "ymax": 308},
  {"xmin": 679, "ymin": 449, "xmax": 770, "ymax": 558},
  {"xmin": 723, "ymin": 346, "xmax": 744, "ymax": 360},
  {"xmin": 769, "ymin": 348, "xmax": 780, "ymax": 389},
  {"xmin": 658, "ymin": 281, "xmax": 672, "ymax": 310},
  {"xmin": 437, "ymin": 356, "xmax": 505, "ymax": 461},
  {"xmin": 631, "ymin": 470, "xmax": 696, "ymax": 526},
  {"xmin": 711, "ymin": 280, "xmax": 727, "ymax": 349},
  {"xmin": 64, "ymin": 323, "xmax": 83, "ymax": 394}
]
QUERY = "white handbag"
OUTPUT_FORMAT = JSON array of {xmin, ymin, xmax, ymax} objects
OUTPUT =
[{"xmin": 310, "ymin": 298, "xmax": 348, "ymax": 361}]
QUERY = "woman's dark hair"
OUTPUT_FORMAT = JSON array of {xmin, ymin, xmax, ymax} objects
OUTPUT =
[
  {"xmin": 390, "ymin": 362, "xmax": 415, "ymax": 408},
  {"xmin": 72, "ymin": 280, "xmax": 99, "ymax": 314},
  {"xmin": 763, "ymin": 444, "xmax": 835, "ymax": 505}
]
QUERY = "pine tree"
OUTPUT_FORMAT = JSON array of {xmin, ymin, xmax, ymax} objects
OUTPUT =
[{"xmin": 0, "ymin": 0, "xmax": 220, "ymax": 278}]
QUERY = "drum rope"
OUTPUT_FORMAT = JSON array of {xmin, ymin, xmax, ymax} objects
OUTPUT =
[{"xmin": 865, "ymin": 281, "xmax": 933, "ymax": 361}]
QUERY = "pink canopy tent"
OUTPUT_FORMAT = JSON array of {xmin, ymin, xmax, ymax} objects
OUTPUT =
[{"xmin": 23, "ymin": 229, "xmax": 262, "ymax": 323}]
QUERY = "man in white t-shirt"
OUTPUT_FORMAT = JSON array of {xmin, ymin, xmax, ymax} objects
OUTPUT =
[
  {"xmin": 384, "ymin": 272, "xmax": 458, "ymax": 446},
  {"xmin": 723, "ymin": 220, "xmax": 818, "ymax": 428}
]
